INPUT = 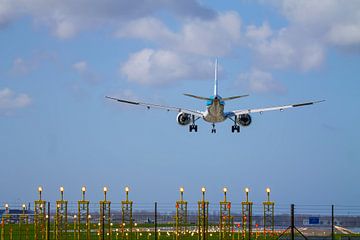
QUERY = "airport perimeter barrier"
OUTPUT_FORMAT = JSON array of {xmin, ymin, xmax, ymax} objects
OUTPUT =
[{"xmin": 0, "ymin": 202, "xmax": 360, "ymax": 240}]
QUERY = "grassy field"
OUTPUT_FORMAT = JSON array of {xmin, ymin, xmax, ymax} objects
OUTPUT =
[{"xmin": 2, "ymin": 222, "xmax": 360, "ymax": 240}]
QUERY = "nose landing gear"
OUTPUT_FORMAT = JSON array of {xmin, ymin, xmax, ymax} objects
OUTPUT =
[{"xmin": 211, "ymin": 123, "xmax": 216, "ymax": 133}]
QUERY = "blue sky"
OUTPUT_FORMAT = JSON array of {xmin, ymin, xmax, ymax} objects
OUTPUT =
[{"xmin": 0, "ymin": 0, "xmax": 360, "ymax": 206}]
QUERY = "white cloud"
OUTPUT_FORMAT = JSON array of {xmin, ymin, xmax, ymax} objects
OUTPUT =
[
  {"xmin": 72, "ymin": 61, "xmax": 100, "ymax": 84},
  {"xmin": 0, "ymin": 0, "xmax": 215, "ymax": 37},
  {"xmin": 117, "ymin": 11, "xmax": 242, "ymax": 57},
  {"xmin": 246, "ymin": 0, "xmax": 360, "ymax": 72},
  {"xmin": 118, "ymin": 11, "xmax": 241, "ymax": 85},
  {"xmin": 121, "ymin": 49, "xmax": 213, "ymax": 85},
  {"xmin": 73, "ymin": 61, "xmax": 87, "ymax": 73},
  {"xmin": 0, "ymin": 0, "xmax": 15, "ymax": 26},
  {"xmin": 116, "ymin": 17, "xmax": 177, "ymax": 44},
  {"xmin": 274, "ymin": 0, "xmax": 360, "ymax": 48},
  {"xmin": 10, "ymin": 58, "xmax": 32, "ymax": 75},
  {"xmin": 237, "ymin": 69, "xmax": 286, "ymax": 94},
  {"xmin": 245, "ymin": 22, "xmax": 272, "ymax": 42},
  {"xmin": 327, "ymin": 24, "xmax": 360, "ymax": 46},
  {"xmin": 9, "ymin": 52, "xmax": 57, "ymax": 76},
  {"xmin": 176, "ymin": 11, "xmax": 241, "ymax": 56},
  {"xmin": 0, "ymin": 88, "xmax": 32, "ymax": 115},
  {"xmin": 251, "ymin": 28, "xmax": 325, "ymax": 71}
]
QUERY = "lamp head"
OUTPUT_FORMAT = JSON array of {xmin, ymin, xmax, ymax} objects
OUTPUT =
[
  {"xmin": 103, "ymin": 186, "xmax": 108, "ymax": 193},
  {"xmin": 22, "ymin": 204, "xmax": 26, "ymax": 209},
  {"xmin": 38, "ymin": 186, "xmax": 43, "ymax": 193},
  {"xmin": 223, "ymin": 187, "xmax": 228, "ymax": 193},
  {"xmin": 60, "ymin": 186, "xmax": 64, "ymax": 193},
  {"xmin": 82, "ymin": 186, "xmax": 86, "ymax": 192},
  {"xmin": 201, "ymin": 187, "xmax": 206, "ymax": 193},
  {"xmin": 266, "ymin": 187, "xmax": 271, "ymax": 193},
  {"xmin": 125, "ymin": 186, "xmax": 129, "ymax": 192},
  {"xmin": 5, "ymin": 203, "xmax": 8, "ymax": 209},
  {"xmin": 180, "ymin": 187, "xmax": 184, "ymax": 193},
  {"xmin": 245, "ymin": 187, "xmax": 249, "ymax": 193}
]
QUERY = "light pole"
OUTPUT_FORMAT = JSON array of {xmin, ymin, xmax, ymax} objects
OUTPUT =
[
  {"xmin": 38, "ymin": 186, "xmax": 43, "ymax": 200},
  {"xmin": 223, "ymin": 187, "xmax": 228, "ymax": 202}
]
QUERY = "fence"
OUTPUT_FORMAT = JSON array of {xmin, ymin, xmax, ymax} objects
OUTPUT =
[{"xmin": 1, "ymin": 202, "xmax": 360, "ymax": 240}]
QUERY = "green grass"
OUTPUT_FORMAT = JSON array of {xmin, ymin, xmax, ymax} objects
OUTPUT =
[{"xmin": 1, "ymin": 223, "xmax": 360, "ymax": 240}]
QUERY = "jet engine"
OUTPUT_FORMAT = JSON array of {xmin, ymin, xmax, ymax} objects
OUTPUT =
[
  {"xmin": 237, "ymin": 114, "xmax": 252, "ymax": 127},
  {"xmin": 177, "ymin": 112, "xmax": 191, "ymax": 125}
]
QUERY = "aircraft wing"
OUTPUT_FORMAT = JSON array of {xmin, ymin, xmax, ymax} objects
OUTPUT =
[
  {"xmin": 105, "ymin": 96, "xmax": 204, "ymax": 118},
  {"xmin": 231, "ymin": 100, "xmax": 325, "ymax": 116}
]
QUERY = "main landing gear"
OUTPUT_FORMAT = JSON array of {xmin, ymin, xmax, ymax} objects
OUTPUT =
[
  {"xmin": 189, "ymin": 115, "xmax": 199, "ymax": 132},
  {"xmin": 231, "ymin": 125, "xmax": 240, "ymax": 133},
  {"xmin": 189, "ymin": 124, "xmax": 198, "ymax": 132},
  {"xmin": 230, "ymin": 116, "xmax": 240, "ymax": 133}
]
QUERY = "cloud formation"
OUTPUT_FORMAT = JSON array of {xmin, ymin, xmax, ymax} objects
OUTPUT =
[
  {"xmin": 2, "ymin": 0, "xmax": 360, "ymax": 91},
  {"xmin": 120, "ymin": 49, "xmax": 213, "ymax": 85},
  {"xmin": 249, "ymin": 0, "xmax": 360, "ymax": 71},
  {"xmin": 0, "ymin": 88, "xmax": 31, "ymax": 115},
  {"xmin": 0, "ymin": 0, "xmax": 215, "ymax": 38},
  {"xmin": 237, "ymin": 69, "xmax": 286, "ymax": 94},
  {"xmin": 118, "ymin": 11, "xmax": 241, "ymax": 85},
  {"xmin": 118, "ymin": 11, "xmax": 242, "ymax": 56},
  {"xmin": 72, "ymin": 61, "xmax": 100, "ymax": 84}
]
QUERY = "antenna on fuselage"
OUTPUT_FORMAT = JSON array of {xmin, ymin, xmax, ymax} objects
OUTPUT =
[{"xmin": 214, "ymin": 58, "xmax": 218, "ymax": 97}]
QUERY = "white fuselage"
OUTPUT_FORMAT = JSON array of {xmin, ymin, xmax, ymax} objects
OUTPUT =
[{"xmin": 203, "ymin": 99, "xmax": 226, "ymax": 123}]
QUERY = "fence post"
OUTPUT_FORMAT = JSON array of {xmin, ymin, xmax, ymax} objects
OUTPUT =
[
  {"xmin": 291, "ymin": 204, "xmax": 294, "ymax": 240},
  {"xmin": 332, "ymin": 205, "xmax": 334, "ymax": 240},
  {"xmin": 155, "ymin": 202, "xmax": 158, "ymax": 240}
]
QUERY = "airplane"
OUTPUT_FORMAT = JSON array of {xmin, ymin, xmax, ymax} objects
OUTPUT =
[{"xmin": 106, "ymin": 59, "xmax": 324, "ymax": 133}]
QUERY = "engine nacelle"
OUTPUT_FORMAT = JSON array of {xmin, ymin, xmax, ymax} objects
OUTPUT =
[
  {"xmin": 177, "ymin": 112, "xmax": 191, "ymax": 126},
  {"xmin": 237, "ymin": 114, "xmax": 252, "ymax": 127}
]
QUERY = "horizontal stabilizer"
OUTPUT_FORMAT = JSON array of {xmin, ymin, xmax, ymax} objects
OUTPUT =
[
  {"xmin": 183, "ymin": 93, "xmax": 212, "ymax": 101},
  {"xmin": 222, "ymin": 94, "xmax": 249, "ymax": 101}
]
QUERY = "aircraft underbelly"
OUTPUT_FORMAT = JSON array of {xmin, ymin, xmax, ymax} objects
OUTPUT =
[{"xmin": 203, "ymin": 104, "xmax": 226, "ymax": 123}]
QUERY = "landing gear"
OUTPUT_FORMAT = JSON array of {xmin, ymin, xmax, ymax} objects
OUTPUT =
[
  {"xmin": 211, "ymin": 123, "xmax": 216, "ymax": 133},
  {"xmin": 230, "ymin": 116, "xmax": 240, "ymax": 133},
  {"xmin": 231, "ymin": 125, "xmax": 240, "ymax": 133},
  {"xmin": 189, "ymin": 124, "xmax": 198, "ymax": 132},
  {"xmin": 189, "ymin": 115, "xmax": 198, "ymax": 132}
]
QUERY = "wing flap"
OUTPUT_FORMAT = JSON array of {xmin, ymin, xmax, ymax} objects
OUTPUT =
[
  {"xmin": 106, "ymin": 96, "xmax": 204, "ymax": 118},
  {"xmin": 232, "ymin": 100, "xmax": 325, "ymax": 115}
]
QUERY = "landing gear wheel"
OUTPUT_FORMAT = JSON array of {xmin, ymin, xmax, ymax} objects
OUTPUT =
[
  {"xmin": 189, "ymin": 124, "xmax": 198, "ymax": 132},
  {"xmin": 211, "ymin": 123, "xmax": 216, "ymax": 133},
  {"xmin": 231, "ymin": 125, "xmax": 240, "ymax": 133}
]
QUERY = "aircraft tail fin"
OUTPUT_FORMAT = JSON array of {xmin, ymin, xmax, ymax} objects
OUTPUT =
[{"xmin": 214, "ymin": 58, "xmax": 218, "ymax": 96}]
